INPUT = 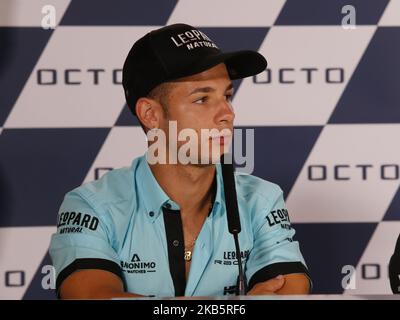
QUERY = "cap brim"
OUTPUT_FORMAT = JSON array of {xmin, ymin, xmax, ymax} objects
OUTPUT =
[
  {"xmin": 170, "ymin": 50, "xmax": 267, "ymax": 81},
  {"xmin": 220, "ymin": 50, "xmax": 268, "ymax": 79}
]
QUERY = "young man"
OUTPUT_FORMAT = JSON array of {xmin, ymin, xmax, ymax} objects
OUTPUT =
[{"xmin": 49, "ymin": 24, "xmax": 311, "ymax": 299}]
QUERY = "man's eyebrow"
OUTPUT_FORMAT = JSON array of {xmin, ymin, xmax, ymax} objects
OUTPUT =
[{"xmin": 188, "ymin": 83, "xmax": 234, "ymax": 96}]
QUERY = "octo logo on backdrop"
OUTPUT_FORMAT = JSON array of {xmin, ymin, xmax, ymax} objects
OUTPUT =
[
  {"xmin": 307, "ymin": 164, "xmax": 400, "ymax": 181},
  {"xmin": 36, "ymin": 68, "xmax": 122, "ymax": 85},
  {"xmin": 253, "ymin": 67, "xmax": 345, "ymax": 85},
  {"xmin": 34, "ymin": 67, "xmax": 346, "ymax": 86}
]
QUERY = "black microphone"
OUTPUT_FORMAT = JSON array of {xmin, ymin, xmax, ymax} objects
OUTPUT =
[
  {"xmin": 220, "ymin": 153, "xmax": 247, "ymax": 295},
  {"xmin": 389, "ymin": 233, "xmax": 400, "ymax": 294}
]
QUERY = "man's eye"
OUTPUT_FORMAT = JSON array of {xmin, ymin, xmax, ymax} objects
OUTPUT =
[
  {"xmin": 225, "ymin": 94, "xmax": 233, "ymax": 102},
  {"xmin": 194, "ymin": 97, "xmax": 207, "ymax": 104}
]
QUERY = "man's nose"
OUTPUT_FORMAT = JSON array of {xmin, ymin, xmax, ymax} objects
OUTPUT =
[{"xmin": 217, "ymin": 100, "xmax": 235, "ymax": 124}]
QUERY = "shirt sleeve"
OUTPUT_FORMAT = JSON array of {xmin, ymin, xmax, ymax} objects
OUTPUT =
[
  {"xmin": 49, "ymin": 190, "xmax": 124, "ymax": 294},
  {"xmin": 245, "ymin": 186, "xmax": 312, "ymax": 291}
]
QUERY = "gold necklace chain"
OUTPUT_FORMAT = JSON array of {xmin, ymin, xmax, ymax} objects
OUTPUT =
[
  {"xmin": 184, "ymin": 237, "xmax": 197, "ymax": 261},
  {"xmin": 183, "ymin": 202, "xmax": 213, "ymax": 261}
]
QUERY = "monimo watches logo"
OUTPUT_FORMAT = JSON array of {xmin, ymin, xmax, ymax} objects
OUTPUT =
[{"xmin": 121, "ymin": 254, "xmax": 157, "ymax": 274}]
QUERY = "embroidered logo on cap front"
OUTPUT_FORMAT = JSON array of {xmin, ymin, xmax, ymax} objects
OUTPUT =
[{"xmin": 170, "ymin": 29, "xmax": 219, "ymax": 51}]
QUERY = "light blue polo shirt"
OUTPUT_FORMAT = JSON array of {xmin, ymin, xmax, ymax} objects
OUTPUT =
[{"xmin": 49, "ymin": 154, "xmax": 310, "ymax": 297}]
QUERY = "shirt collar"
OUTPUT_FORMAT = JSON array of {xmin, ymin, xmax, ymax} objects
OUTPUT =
[{"xmin": 134, "ymin": 153, "xmax": 224, "ymax": 221}]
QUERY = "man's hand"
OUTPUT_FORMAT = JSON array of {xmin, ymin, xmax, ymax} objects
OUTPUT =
[
  {"xmin": 247, "ymin": 275, "xmax": 285, "ymax": 295},
  {"xmin": 60, "ymin": 269, "xmax": 145, "ymax": 299},
  {"xmin": 247, "ymin": 273, "xmax": 310, "ymax": 295}
]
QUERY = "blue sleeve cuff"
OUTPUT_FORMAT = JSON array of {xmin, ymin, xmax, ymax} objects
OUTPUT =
[
  {"xmin": 56, "ymin": 258, "xmax": 125, "ymax": 298},
  {"xmin": 248, "ymin": 261, "xmax": 312, "ymax": 292}
]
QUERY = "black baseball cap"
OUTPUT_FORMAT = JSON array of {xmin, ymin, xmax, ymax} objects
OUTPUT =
[{"xmin": 122, "ymin": 23, "xmax": 267, "ymax": 115}]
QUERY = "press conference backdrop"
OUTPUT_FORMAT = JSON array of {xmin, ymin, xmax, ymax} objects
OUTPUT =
[{"xmin": 1, "ymin": 0, "xmax": 399, "ymax": 299}]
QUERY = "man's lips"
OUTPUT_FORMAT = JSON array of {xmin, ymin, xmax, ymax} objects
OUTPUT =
[{"xmin": 210, "ymin": 134, "xmax": 232, "ymax": 145}]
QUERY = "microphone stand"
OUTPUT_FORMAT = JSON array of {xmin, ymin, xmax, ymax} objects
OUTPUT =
[
  {"xmin": 389, "ymin": 233, "xmax": 400, "ymax": 294},
  {"xmin": 220, "ymin": 153, "xmax": 247, "ymax": 295}
]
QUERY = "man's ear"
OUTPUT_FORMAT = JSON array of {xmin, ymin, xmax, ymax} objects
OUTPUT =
[{"xmin": 135, "ymin": 98, "xmax": 162, "ymax": 130}]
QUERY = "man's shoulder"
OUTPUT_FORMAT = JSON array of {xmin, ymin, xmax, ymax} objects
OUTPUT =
[
  {"xmin": 234, "ymin": 172, "xmax": 283, "ymax": 204},
  {"xmin": 65, "ymin": 165, "xmax": 135, "ymax": 211}
]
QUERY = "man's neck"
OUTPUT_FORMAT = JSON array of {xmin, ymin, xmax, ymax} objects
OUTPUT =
[{"xmin": 149, "ymin": 162, "xmax": 215, "ymax": 215}]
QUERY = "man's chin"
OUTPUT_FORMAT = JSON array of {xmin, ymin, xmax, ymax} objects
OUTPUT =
[{"xmin": 176, "ymin": 155, "xmax": 222, "ymax": 167}]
